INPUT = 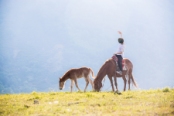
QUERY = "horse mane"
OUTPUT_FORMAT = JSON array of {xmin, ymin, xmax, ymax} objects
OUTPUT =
[
  {"xmin": 60, "ymin": 69, "xmax": 71, "ymax": 82},
  {"xmin": 94, "ymin": 59, "xmax": 112, "ymax": 82}
]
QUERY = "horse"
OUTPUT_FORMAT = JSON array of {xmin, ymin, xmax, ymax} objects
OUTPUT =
[
  {"xmin": 59, "ymin": 67, "xmax": 95, "ymax": 92},
  {"xmin": 93, "ymin": 58, "xmax": 137, "ymax": 92}
]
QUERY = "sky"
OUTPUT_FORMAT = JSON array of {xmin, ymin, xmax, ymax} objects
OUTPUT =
[{"xmin": 0, "ymin": 0, "xmax": 174, "ymax": 93}]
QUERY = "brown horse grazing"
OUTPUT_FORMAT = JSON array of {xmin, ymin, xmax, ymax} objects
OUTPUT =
[
  {"xmin": 93, "ymin": 58, "xmax": 137, "ymax": 92},
  {"xmin": 59, "ymin": 67, "xmax": 95, "ymax": 92}
]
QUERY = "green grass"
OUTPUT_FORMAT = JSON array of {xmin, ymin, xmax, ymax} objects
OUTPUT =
[{"xmin": 0, "ymin": 88, "xmax": 174, "ymax": 116}]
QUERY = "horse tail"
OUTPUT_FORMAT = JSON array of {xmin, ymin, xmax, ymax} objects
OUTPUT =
[
  {"xmin": 130, "ymin": 70, "xmax": 138, "ymax": 87},
  {"xmin": 89, "ymin": 68, "xmax": 95, "ymax": 79},
  {"xmin": 124, "ymin": 58, "xmax": 138, "ymax": 88}
]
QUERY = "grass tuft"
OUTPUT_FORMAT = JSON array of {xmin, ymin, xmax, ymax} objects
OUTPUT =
[
  {"xmin": 31, "ymin": 91, "xmax": 37, "ymax": 95},
  {"xmin": 162, "ymin": 87, "xmax": 170, "ymax": 92}
]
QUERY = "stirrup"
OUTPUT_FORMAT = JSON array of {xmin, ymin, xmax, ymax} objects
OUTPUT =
[{"xmin": 116, "ymin": 71, "xmax": 122, "ymax": 75}]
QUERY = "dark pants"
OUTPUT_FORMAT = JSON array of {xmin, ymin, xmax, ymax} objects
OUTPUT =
[{"xmin": 116, "ymin": 55, "xmax": 123, "ymax": 71}]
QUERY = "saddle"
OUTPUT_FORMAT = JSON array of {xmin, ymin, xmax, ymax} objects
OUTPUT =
[{"xmin": 112, "ymin": 55, "xmax": 126, "ymax": 70}]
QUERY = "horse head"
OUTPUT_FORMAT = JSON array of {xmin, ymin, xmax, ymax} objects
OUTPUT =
[
  {"xmin": 59, "ymin": 78, "xmax": 65, "ymax": 90},
  {"xmin": 93, "ymin": 80, "xmax": 102, "ymax": 92}
]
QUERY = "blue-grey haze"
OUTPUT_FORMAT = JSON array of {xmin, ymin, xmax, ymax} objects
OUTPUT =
[{"xmin": 0, "ymin": 0, "xmax": 174, "ymax": 93}]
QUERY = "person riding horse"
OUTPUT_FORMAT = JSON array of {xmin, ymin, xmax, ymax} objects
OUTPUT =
[{"xmin": 115, "ymin": 31, "xmax": 124, "ymax": 75}]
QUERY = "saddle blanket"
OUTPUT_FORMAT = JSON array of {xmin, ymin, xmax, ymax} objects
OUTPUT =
[{"xmin": 112, "ymin": 55, "xmax": 127, "ymax": 71}]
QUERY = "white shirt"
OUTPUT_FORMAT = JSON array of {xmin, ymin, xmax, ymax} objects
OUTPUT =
[{"xmin": 116, "ymin": 44, "xmax": 124, "ymax": 57}]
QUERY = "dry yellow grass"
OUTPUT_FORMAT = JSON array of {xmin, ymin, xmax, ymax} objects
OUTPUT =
[{"xmin": 0, "ymin": 88, "xmax": 173, "ymax": 116}]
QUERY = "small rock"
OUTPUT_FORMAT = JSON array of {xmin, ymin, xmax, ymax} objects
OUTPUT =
[{"xmin": 34, "ymin": 100, "xmax": 39, "ymax": 104}]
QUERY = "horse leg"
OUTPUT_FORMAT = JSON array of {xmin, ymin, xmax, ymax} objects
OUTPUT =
[
  {"xmin": 74, "ymin": 79, "xmax": 81, "ymax": 92},
  {"xmin": 114, "ymin": 75, "xmax": 118, "ymax": 92},
  {"xmin": 70, "ymin": 80, "xmax": 74, "ymax": 92},
  {"xmin": 122, "ymin": 75, "xmax": 127, "ymax": 91},
  {"xmin": 128, "ymin": 73, "xmax": 131, "ymax": 90},
  {"xmin": 84, "ymin": 77, "xmax": 89, "ymax": 92},
  {"xmin": 108, "ymin": 76, "xmax": 115, "ymax": 92},
  {"xmin": 87, "ymin": 76, "xmax": 94, "ymax": 91}
]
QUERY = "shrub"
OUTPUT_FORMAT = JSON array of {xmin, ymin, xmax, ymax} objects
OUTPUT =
[{"xmin": 162, "ymin": 87, "xmax": 170, "ymax": 92}]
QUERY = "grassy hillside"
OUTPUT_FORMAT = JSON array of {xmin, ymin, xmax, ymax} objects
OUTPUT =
[{"xmin": 0, "ymin": 88, "xmax": 174, "ymax": 116}]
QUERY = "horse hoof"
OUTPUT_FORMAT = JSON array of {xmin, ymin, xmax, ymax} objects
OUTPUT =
[{"xmin": 114, "ymin": 91, "xmax": 121, "ymax": 95}]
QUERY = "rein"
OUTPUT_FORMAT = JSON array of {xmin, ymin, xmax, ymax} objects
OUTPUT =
[{"xmin": 101, "ymin": 77, "xmax": 112, "ymax": 91}]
